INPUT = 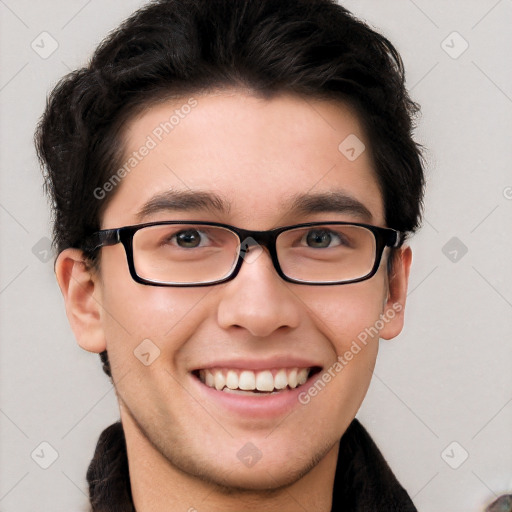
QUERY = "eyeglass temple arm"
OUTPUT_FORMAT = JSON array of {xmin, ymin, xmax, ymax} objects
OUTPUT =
[
  {"xmin": 82, "ymin": 229, "xmax": 120, "ymax": 252},
  {"xmin": 390, "ymin": 230, "xmax": 404, "ymax": 248}
]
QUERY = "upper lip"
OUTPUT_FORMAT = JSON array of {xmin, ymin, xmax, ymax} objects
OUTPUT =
[{"xmin": 191, "ymin": 357, "xmax": 323, "ymax": 372}]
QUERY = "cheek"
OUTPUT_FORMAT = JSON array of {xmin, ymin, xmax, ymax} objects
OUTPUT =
[
  {"xmin": 306, "ymin": 274, "xmax": 388, "ymax": 356},
  {"xmin": 292, "ymin": 278, "xmax": 388, "ymax": 436},
  {"xmin": 97, "ymin": 248, "xmax": 210, "ymax": 374}
]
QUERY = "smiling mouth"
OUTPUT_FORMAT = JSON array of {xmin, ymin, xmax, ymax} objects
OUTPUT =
[{"xmin": 192, "ymin": 367, "xmax": 322, "ymax": 395}]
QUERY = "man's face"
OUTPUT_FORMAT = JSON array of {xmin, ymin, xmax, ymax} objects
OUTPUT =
[{"xmin": 70, "ymin": 91, "xmax": 409, "ymax": 490}]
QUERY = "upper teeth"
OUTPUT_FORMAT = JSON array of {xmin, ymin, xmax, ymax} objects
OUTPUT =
[{"xmin": 198, "ymin": 368, "xmax": 311, "ymax": 392}]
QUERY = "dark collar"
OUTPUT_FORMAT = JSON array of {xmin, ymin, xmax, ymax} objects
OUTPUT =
[
  {"xmin": 88, "ymin": 419, "xmax": 417, "ymax": 511},
  {"xmin": 331, "ymin": 418, "xmax": 417, "ymax": 511}
]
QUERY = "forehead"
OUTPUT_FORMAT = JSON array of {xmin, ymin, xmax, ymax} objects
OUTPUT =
[{"xmin": 102, "ymin": 90, "xmax": 385, "ymax": 229}]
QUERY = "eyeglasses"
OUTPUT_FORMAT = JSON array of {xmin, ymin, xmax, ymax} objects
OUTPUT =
[{"xmin": 82, "ymin": 221, "xmax": 402, "ymax": 287}]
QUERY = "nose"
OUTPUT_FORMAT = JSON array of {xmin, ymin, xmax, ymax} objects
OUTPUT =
[{"xmin": 216, "ymin": 247, "xmax": 302, "ymax": 337}]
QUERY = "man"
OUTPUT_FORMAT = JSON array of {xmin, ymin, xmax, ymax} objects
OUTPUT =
[{"xmin": 35, "ymin": 0, "xmax": 425, "ymax": 510}]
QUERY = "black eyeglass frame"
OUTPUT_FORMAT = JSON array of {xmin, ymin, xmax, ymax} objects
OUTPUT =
[{"xmin": 82, "ymin": 220, "xmax": 402, "ymax": 287}]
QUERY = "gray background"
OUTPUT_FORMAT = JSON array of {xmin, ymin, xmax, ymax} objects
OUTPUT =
[{"xmin": 0, "ymin": 1, "xmax": 511, "ymax": 511}]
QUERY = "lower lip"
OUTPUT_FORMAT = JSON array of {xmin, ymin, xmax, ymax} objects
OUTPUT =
[{"xmin": 189, "ymin": 371, "xmax": 319, "ymax": 419}]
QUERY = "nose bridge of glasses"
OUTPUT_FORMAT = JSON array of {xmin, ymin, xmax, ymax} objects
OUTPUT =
[{"xmin": 236, "ymin": 227, "xmax": 278, "ymax": 257}]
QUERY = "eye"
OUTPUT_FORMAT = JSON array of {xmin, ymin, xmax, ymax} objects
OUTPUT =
[
  {"xmin": 174, "ymin": 229, "xmax": 206, "ymax": 248},
  {"xmin": 304, "ymin": 229, "xmax": 344, "ymax": 248}
]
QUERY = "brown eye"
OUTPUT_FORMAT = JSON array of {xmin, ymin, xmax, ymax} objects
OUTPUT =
[
  {"xmin": 306, "ymin": 230, "xmax": 333, "ymax": 248},
  {"xmin": 175, "ymin": 229, "xmax": 203, "ymax": 248}
]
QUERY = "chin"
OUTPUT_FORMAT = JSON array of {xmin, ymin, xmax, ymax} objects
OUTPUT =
[{"xmin": 198, "ymin": 461, "xmax": 309, "ymax": 494}]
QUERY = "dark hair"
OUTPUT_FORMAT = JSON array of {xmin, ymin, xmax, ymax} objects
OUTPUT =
[{"xmin": 35, "ymin": 0, "xmax": 425, "ymax": 509}]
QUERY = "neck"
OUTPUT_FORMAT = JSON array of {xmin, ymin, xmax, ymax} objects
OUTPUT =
[{"xmin": 121, "ymin": 409, "xmax": 338, "ymax": 512}]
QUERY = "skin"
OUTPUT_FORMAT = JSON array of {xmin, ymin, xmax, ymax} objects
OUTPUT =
[{"xmin": 55, "ymin": 89, "xmax": 412, "ymax": 511}]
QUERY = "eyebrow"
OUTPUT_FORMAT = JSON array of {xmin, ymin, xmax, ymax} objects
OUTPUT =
[
  {"xmin": 136, "ymin": 190, "xmax": 231, "ymax": 221},
  {"xmin": 288, "ymin": 190, "xmax": 373, "ymax": 222},
  {"xmin": 135, "ymin": 189, "xmax": 373, "ymax": 222}
]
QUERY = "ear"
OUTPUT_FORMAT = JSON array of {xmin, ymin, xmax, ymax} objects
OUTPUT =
[
  {"xmin": 379, "ymin": 246, "xmax": 412, "ymax": 340},
  {"xmin": 54, "ymin": 248, "xmax": 106, "ymax": 353}
]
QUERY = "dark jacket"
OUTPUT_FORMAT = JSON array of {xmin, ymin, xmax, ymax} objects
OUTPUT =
[
  {"xmin": 332, "ymin": 419, "xmax": 417, "ymax": 510},
  {"xmin": 88, "ymin": 418, "xmax": 418, "ymax": 511}
]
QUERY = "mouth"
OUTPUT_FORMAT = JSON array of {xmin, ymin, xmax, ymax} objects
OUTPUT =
[{"xmin": 192, "ymin": 366, "xmax": 323, "ymax": 396}]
